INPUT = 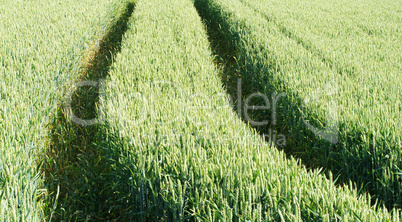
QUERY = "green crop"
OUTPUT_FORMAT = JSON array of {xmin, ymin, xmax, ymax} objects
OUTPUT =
[
  {"xmin": 99, "ymin": 0, "xmax": 400, "ymax": 220},
  {"xmin": 1, "ymin": 0, "xmax": 400, "ymax": 220},
  {"xmin": 239, "ymin": 0, "xmax": 402, "ymax": 208},
  {"xmin": 195, "ymin": 0, "xmax": 402, "ymax": 209}
]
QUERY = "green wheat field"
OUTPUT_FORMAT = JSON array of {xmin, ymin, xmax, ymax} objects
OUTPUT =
[{"xmin": 0, "ymin": 0, "xmax": 400, "ymax": 221}]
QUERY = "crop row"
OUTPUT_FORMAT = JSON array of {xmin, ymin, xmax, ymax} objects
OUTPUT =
[
  {"xmin": 99, "ymin": 0, "xmax": 398, "ymax": 220},
  {"xmin": 195, "ymin": 0, "xmax": 402, "ymax": 209}
]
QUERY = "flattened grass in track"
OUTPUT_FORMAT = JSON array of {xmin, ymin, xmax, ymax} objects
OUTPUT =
[
  {"xmin": 0, "ymin": 0, "xmax": 128, "ymax": 220},
  {"xmin": 42, "ymin": 1, "xmax": 135, "ymax": 220},
  {"xmin": 195, "ymin": 0, "xmax": 402, "ymax": 209},
  {"xmin": 100, "ymin": 0, "xmax": 398, "ymax": 220}
]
